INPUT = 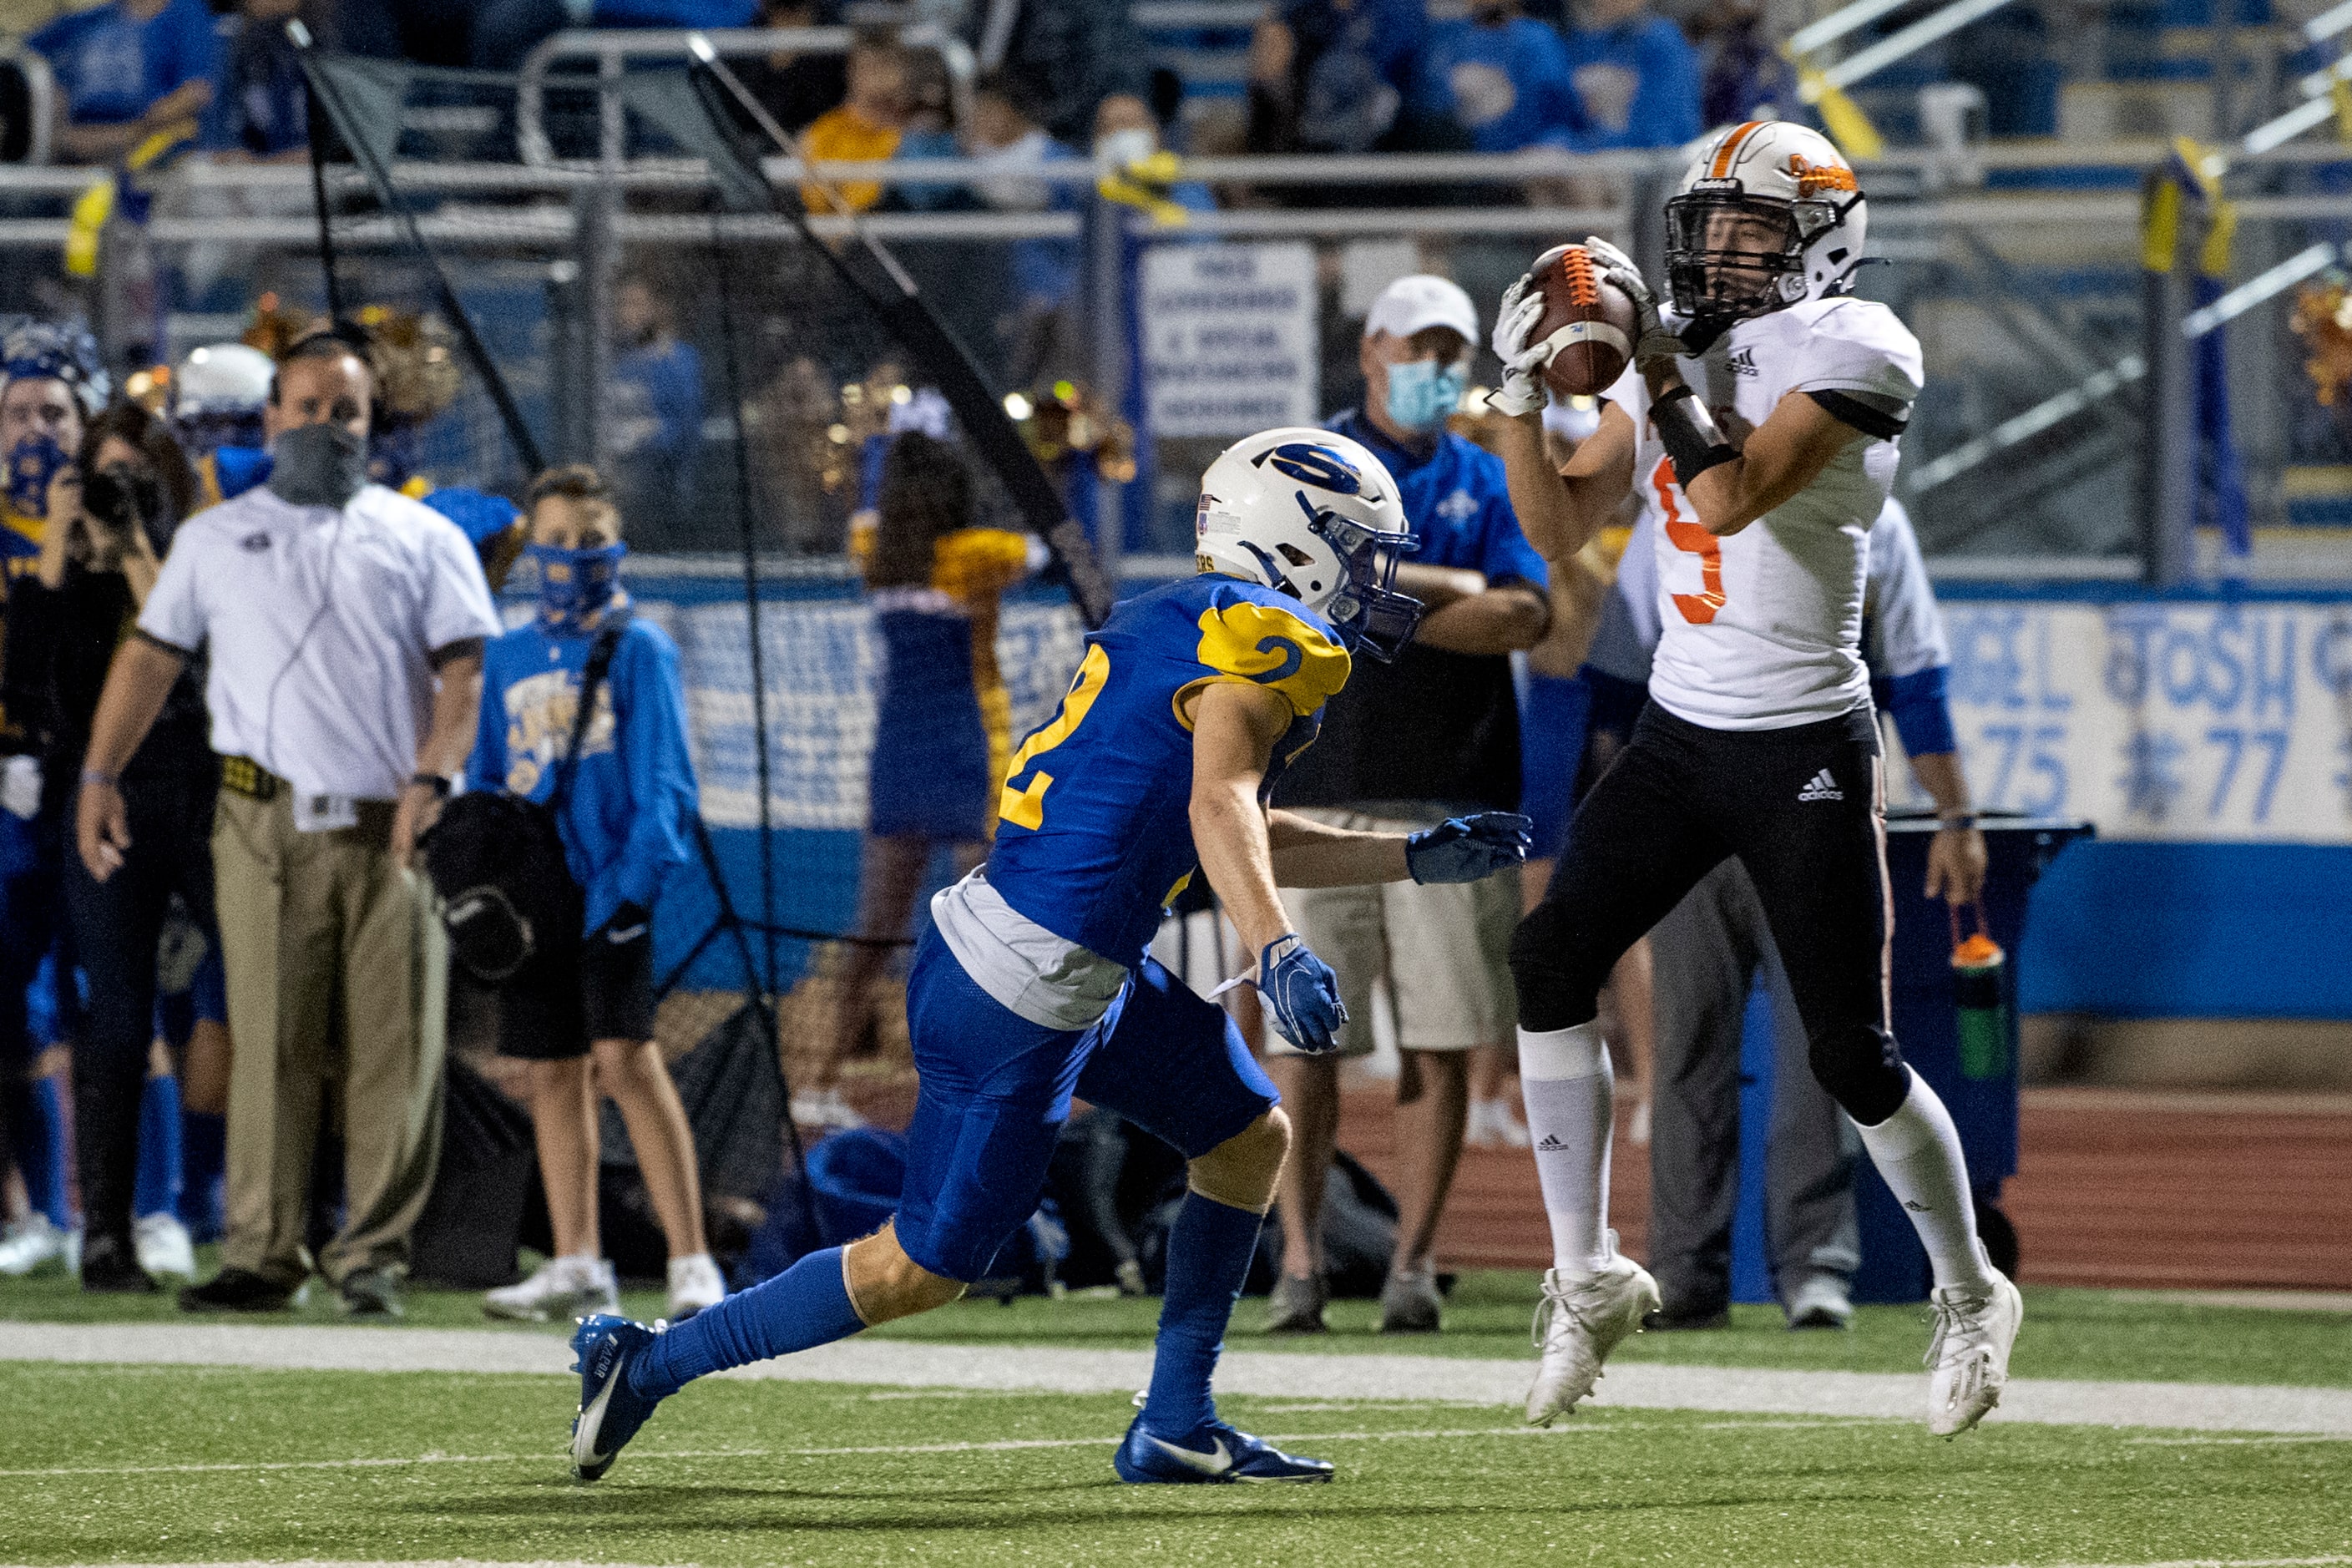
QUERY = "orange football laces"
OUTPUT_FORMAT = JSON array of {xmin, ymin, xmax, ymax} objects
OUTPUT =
[{"xmin": 1560, "ymin": 246, "xmax": 1601, "ymax": 307}]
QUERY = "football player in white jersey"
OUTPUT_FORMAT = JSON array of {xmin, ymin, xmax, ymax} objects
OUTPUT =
[{"xmin": 1484, "ymin": 119, "xmax": 2021, "ymax": 1437}]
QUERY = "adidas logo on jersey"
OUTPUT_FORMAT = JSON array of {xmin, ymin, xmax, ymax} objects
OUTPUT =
[
  {"xmin": 1798, "ymin": 769, "xmax": 1844, "ymax": 802},
  {"xmin": 1727, "ymin": 346, "xmax": 1759, "ymax": 377},
  {"xmin": 1535, "ymin": 1134, "xmax": 1567, "ymax": 1151}
]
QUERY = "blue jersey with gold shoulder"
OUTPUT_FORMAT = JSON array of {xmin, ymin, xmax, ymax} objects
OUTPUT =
[{"xmin": 986, "ymin": 573, "xmax": 1351, "ymax": 967}]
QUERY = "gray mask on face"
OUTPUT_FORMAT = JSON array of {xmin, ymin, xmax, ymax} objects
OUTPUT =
[{"xmin": 266, "ymin": 422, "xmax": 368, "ymax": 508}]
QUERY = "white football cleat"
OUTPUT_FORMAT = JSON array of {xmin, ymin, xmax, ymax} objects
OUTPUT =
[
  {"xmin": 1525, "ymin": 1236, "xmax": 1661, "ymax": 1427},
  {"xmin": 1925, "ymin": 1267, "xmax": 2022, "ymax": 1437},
  {"xmin": 133, "ymin": 1211, "xmax": 198, "ymax": 1280},
  {"xmin": 666, "ymin": 1252, "xmax": 726, "ymax": 1320},
  {"xmin": 0, "ymin": 1213, "xmax": 73, "ymax": 1277},
  {"xmin": 790, "ymin": 1087, "xmax": 867, "ymax": 1130},
  {"xmin": 484, "ymin": 1255, "xmax": 620, "ymax": 1323}
]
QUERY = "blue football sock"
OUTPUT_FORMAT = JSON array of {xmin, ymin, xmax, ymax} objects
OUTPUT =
[
  {"xmin": 1141, "ymin": 1193, "xmax": 1264, "ymax": 1439},
  {"xmin": 134, "ymin": 1074, "xmax": 185, "ymax": 1220},
  {"xmin": 630, "ymin": 1246, "xmax": 865, "ymax": 1399},
  {"xmin": 179, "ymin": 1110, "xmax": 226, "ymax": 1240},
  {"xmin": 4, "ymin": 1076, "xmax": 74, "ymax": 1230}
]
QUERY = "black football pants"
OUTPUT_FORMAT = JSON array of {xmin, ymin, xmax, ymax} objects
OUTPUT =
[{"xmin": 1510, "ymin": 701, "xmax": 1911, "ymax": 1127}]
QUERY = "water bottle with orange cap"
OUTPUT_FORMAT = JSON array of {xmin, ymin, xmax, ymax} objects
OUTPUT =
[{"xmin": 1949, "ymin": 903, "xmax": 2008, "ymax": 1081}]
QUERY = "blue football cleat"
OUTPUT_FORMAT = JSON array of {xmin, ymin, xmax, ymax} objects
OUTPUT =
[
  {"xmin": 569, "ymin": 1313, "xmax": 665, "ymax": 1481},
  {"xmin": 1113, "ymin": 1412, "xmax": 1335, "ymax": 1484}
]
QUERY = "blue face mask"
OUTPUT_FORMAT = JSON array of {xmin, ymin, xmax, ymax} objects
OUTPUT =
[
  {"xmin": 5, "ymin": 434, "xmax": 70, "ymax": 519},
  {"xmin": 528, "ymin": 541, "xmax": 626, "ymax": 630},
  {"xmin": 1383, "ymin": 358, "xmax": 1467, "ymax": 432}
]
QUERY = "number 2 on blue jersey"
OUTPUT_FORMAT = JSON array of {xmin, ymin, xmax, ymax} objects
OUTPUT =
[{"xmin": 999, "ymin": 644, "xmax": 1110, "ymax": 830}]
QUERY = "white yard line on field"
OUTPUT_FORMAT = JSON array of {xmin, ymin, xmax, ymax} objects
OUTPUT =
[{"xmin": 4, "ymin": 1322, "xmax": 2350, "ymax": 1434}]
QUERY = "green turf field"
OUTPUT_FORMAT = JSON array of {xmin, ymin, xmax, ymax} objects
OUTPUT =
[
  {"xmin": 5, "ymin": 1271, "xmax": 2349, "ymax": 1566},
  {"xmin": 2, "ymin": 1361, "xmax": 2348, "ymax": 1568}
]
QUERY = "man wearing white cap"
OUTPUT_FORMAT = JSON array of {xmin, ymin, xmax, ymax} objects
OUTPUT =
[{"xmin": 1261, "ymin": 274, "xmax": 1551, "ymax": 1333}]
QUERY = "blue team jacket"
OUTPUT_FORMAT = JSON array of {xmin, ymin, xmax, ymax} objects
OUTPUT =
[{"xmin": 466, "ymin": 612, "xmax": 699, "ymax": 938}]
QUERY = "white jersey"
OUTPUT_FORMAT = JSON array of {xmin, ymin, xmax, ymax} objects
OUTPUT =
[{"xmin": 1607, "ymin": 296, "xmax": 1923, "ymax": 731}]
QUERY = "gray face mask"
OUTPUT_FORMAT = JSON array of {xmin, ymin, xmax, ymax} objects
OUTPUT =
[{"xmin": 266, "ymin": 422, "xmax": 368, "ymax": 508}]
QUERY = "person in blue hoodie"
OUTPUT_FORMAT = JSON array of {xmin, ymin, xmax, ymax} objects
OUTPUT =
[
  {"xmin": 1557, "ymin": 0, "xmax": 1704, "ymax": 150},
  {"xmin": 466, "ymin": 464, "xmax": 726, "ymax": 1326},
  {"xmin": 1410, "ymin": 0, "xmax": 1591, "ymax": 153}
]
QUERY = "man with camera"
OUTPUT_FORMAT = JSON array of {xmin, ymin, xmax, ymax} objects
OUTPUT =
[{"xmin": 77, "ymin": 332, "xmax": 502, "ymax": 1317}]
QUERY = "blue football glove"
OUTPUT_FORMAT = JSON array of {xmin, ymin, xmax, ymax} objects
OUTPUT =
[
  {"xmin": 1405, "ymin": 812, "xmax": 1535, "ymax": 884},
  {"xmin": 1257, "ymin": 933, "xmax": 1347, "ymax": 1055}
]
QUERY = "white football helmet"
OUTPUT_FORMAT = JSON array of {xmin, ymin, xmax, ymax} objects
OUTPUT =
[
  {"xmin": 173, "ymin": 342, "xmax": 276, "ymax": 456},
  {"xmin": 1196, "ymin": 427, "xmax": 1421, "ymax": 660},
  {"xmin": 1665, "ymin": 119, "xmax": 1868, "ymax": 333}
]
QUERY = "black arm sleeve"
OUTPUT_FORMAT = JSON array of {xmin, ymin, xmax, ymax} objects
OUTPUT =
[{"xmin": 1805, "ymin": 388, "xmax": 1909, "ymax": 441}]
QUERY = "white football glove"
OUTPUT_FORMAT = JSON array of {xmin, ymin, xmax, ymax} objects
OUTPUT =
[
  {"xmin": 1, "ymin": 755, "xmax": 39, "ymax": 821},
  {"xmin": 1581, "ymin": 235, "xmax": 1684, "ymax": 368},
  {"xmin": 1490, "ymin": 244, "xmax": 1572, "ymax": 418}
]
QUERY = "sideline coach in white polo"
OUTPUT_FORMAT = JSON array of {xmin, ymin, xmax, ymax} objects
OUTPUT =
[{"xmin": 78, "ymin": 332, "xmax": 502, "ymax": 1316}]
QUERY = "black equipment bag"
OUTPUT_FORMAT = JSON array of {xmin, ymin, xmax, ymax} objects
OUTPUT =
[{"xmin": 420, "ymin": 614, "xmax": 626, "ymax": 981}]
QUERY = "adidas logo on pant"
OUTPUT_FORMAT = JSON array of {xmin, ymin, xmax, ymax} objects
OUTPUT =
[
  {"xmin": 1535, "ymin": 1134, "xmax": 1567, "ymax": 1151},
  {"xmin": 1797, "ymin": 769, "xmax": 1843, "ymax": 802}
]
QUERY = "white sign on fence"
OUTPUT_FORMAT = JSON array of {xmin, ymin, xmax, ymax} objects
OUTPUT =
[
  {"xmin": 1142, "ymin": 241, "xmax": 1318, "ymax": 438},
  {"xmin": 1884, "ymin": 599, "xmax": 2352, "ymax": 843}
]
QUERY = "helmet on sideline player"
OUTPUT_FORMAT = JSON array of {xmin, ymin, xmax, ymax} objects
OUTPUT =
[
  {"xmin": 172, "ymin": 342, "xmax": 275, "ymax": 457},
  {"xmin": 1665, "ymin": 119, "xmax": 1868, "ymax": 335},
  {"xmin": 1195, "ymin": 426, "xmax": 1422, "ymax": 661}
]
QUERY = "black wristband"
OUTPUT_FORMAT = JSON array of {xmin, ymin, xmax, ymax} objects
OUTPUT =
[
  {"xmin": 1652, "ymin": 383, "xmax": 1739, "ymax": 485},
  {"xmin": 408, "ymin": 772, "xmax": 452, "ymax": 799}
]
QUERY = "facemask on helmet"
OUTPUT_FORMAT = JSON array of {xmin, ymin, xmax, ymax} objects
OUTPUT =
[
  {"xmin": 1665, "ymin": 120, "xmax": 1868, "ymax": 338},
  {"xmin": 1195, "ymin": 428, "xmax": 1423, "ymax": 662}
]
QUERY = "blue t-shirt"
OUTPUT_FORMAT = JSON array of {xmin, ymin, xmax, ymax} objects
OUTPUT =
[
  {"xmin": 1277, "ymin": 413, "xmax": 1548, "ymax": 812},
  {"xmin": 467, "ymin": 614, "xmax": 701, "ymax": 938},
  {"xmin": 1558, "ymin": 16, "xmax": 1703, "ymax": 149},
  {"xmin": 986, "ymin": 574, "xmax": 1351, "ymax": 966},
  {"xmin": 1411, "ymin": 17, "xmax": 1589, "ymax": 153},
  {"xmin": 29, "ymin": 0, "xmax": 219, "ymax": 128},
  {"xmin": 1281, "ymin": 0, "xmax": 1428, "ymax": 151},
  {"xmin": 608, "ymin": 336, "xmax": 705, "ymax": 511}
]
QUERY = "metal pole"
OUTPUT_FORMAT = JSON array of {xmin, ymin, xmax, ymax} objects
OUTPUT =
[
  {"xmin": 583, "ymin": 45, "xmax": 625, "ymax": 474},
  {"xmin": 1085, "ymin": 190, "xmax": 1126, "ymax": 582},
  {"xmin": 2139, "ymin": 167, "xmax": 2198, "ymax": 588}
]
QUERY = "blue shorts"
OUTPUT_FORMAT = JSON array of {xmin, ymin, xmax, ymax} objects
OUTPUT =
[{"xmin": 894, "ymin": 926, "xmax": 1278, "ymax": 1282}]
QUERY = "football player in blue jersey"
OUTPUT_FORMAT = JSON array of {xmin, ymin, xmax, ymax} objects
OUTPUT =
[{"xmin": 567, "ymin": 427, "xmax": 1532, "ymax": 1485}]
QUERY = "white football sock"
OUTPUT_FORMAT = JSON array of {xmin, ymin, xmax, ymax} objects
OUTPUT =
[
  {"xmin": 1853, "ymin": 1070, "xmax": 1995, "ymax": 1292},
  {"xmin": 1518, "ymin": 1022, "xmax": 1614, "ymax": 1277}
]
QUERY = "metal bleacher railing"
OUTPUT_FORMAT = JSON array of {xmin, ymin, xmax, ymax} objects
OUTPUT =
[{"xmin": 0, "ymin": 25, "xmax": 2344, "ymax": 576}]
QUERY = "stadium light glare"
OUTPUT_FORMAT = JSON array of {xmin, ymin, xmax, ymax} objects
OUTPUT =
[
  {"xmin": 685, "ymin": 32, "xmax": 717, "ymax": 63},
  {"xmin": 1004, "ymin": 392, "xmax": 1034, "ymax": 421}
]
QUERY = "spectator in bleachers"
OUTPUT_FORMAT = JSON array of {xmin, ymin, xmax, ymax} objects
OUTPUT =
[
  {"xmin": 205, "ymin": 0, "xmax": 310, "ymax": 163},
  {"xmin": 1, "ymin": 402, "xmax": 210, "ymax": 1292},
  {"xmin": 1248, "ymin": 0, "xmax": 1428, "ymax": 154},
  {"xmin": 28, "ymin": 0, "xmax": 220, "ymax": 165},
  {"xmin": 605, "ymin": 270, "xmax": 704, "ymax": 551},
  {"xmin": 964, "ymin": 72, "xmax": 1082, "ymax": 384},
  {"xmin": 941, "ymin": 0, "xmax": 1150, "ymax": 151},
  {"xmin": 0, "ymin": 326, "xmax": 108, "ymax": 1280},
  {"xmin": 799, "ymin": 27, "xmax": 909, "ymax": 215},
  {"xmin": 79, "ymin": 331, "xmax": 502, "ymax": 1317},
  {"xmin": 732, "ymin": 0, "xmax": 848, "ymax": 137},
  {"xmin": 1410, "ymin": 0, "xmax": 1590, "ymax": 154},
  {"xmin": 468, "ymin": 464, "xmax": 725, "ymax": 1326},
  {"xmin": 1557, "ymin": 0, "xmax": 1705, "ymax": 149},
  {"xmin": 1690, "ymin": 0, "xmax": 1795, "ymax": 127}
]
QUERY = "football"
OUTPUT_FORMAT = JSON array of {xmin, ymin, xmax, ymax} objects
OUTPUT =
[{"xmin": 1530, "ymin": 245, "xmax": 1642, "ymax": 398}]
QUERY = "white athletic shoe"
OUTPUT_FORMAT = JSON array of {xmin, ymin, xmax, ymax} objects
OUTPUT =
[
  {"xmin": 0, "ymin": 1213, "xmax": 73, "ymax": 1277},
  {"xmin": 1785, "ymin": 1272, "xmax": 1854, "ymax": 1331},
  {"xmin": 666, "ymin": 1252, "xmax": 726, "ymax": 1320},
  {"xmin": 1466, "ymin": 1096, "xmax": 1531, "ymax": 1150},
  {"xmin": 1525, "ymin": 1235, "xmax": 1661, "ymax": 1427},
  {"xmin": 1925, "ymin": 1266, "xmax": 2023, "ymax": 1437},
  {"xmin": 790, "ymin": 1087, "xmax": 867, "ymax": 1130},
  {"xmin": 484, "ymin": 1255, "xmax": 620, "ymax": 1323},
  {"xmin": 133, "ymin": 1211, "xmax": 198, "ymax": 1280}
]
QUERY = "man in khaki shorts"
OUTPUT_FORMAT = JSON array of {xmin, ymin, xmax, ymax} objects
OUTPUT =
[{"xmin": 1263, "ymin": 276, "xmax": 1550, "ymax": 1333}]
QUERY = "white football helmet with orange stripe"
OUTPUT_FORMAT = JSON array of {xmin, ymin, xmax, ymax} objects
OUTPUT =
[{"xmin": 1665, "ymin": 120, "xmax": 1868, "ymax": 334}]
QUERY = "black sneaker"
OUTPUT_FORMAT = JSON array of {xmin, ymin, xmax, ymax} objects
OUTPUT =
[
  {"xmin": 79, "ymin": 1233, "xmax": 158, "ymax": 1293},
  {"xmin": 1641, "ymin": 1299, "xmax": 1732, "ymax": 1332},
  {"xmin": 180, "ymin": 1267, "xmax": 297, "ymax": 1313},
  {"xmin": 338, "ymin": 1267, "xmax": 404, "ymax": 1318}
]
